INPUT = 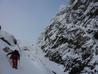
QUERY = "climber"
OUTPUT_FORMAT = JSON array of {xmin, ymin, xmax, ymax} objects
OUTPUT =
[{"xmin": 7, "ymin": 50, "xmax": 20, "ymax": 69}]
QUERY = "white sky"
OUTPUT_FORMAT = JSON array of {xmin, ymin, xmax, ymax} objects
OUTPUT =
[{"xmin": 0, "ymin": 0, "xmax": 68, "ymax": 43}]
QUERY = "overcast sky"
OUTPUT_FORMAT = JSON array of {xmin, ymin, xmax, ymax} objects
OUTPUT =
[{"xmin": 0, "ymin": 0, "xmax": 68, "ymax": 43}]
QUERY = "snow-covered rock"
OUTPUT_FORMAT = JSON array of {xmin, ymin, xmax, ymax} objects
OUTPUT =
[{"xmin": 38, "ymin": 0, "xmax": 98, "ymax": 74}]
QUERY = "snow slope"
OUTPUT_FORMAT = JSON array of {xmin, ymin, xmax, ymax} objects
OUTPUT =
[
  {"xmin": 0, "ymin": 33, "xmax": 50, "ymax": 74},
  {"xmin": 0, "ymin": 30, "xmax": 51, "ymax": 74},
  {"xmin": 27, "ymin": 44, "xmax": 66, "ymax": 74},
  {"xmin": 0, "ymin": 48, "xmax": 51, "ymax": 74},
  {"xmin": 0, "ymin": 30, "xmax": 65, "ymax": 74}
]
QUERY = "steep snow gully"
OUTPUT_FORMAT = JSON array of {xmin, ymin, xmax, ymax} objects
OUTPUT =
[{"xmin": 0, "ymin": 30, "xmax": 65, "ymax": 74}]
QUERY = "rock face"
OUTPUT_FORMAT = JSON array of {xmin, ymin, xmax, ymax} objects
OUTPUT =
[{"xmin": 38, "ymin": 0, "xmax": 98, "ymax": 74}]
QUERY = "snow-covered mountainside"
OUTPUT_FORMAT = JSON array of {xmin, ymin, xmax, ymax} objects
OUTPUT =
[
  {"xmin": 38, "ymin": 0, "xmax": 98, "ymax": 74},
  {"xmin": 0, "ymin": 29, "xmax": 65, "ymax": 74}
]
